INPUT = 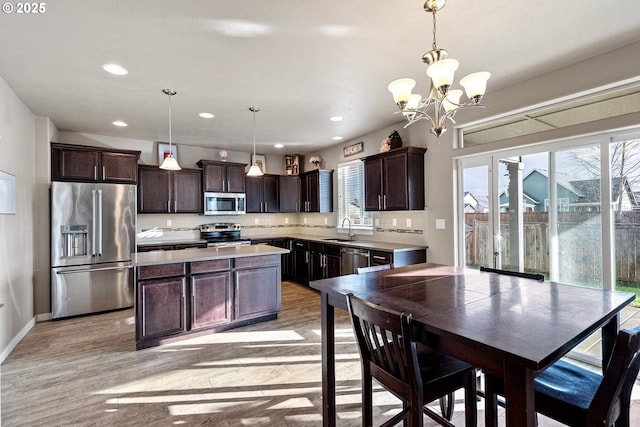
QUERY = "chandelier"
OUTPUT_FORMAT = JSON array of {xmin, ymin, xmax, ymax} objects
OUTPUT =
[
  {"xmin": 159, "ymin": 89, "xmax": 181, "ymax": 170},
  {"xmin": 388, "ymin": 0, "xmax": 490, "ymax": 138},
  {"xmin": 246, "ymin": 106, "xmax": 264, "ymax": 176}
]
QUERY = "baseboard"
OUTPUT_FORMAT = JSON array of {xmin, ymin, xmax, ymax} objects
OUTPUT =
[
  {"xmin": 36, "ymin": 312, "xmax": 52, "ymax": 322},
  {"xmin": 0, "ymin": 316, "xmax": 36, "ymax": 364}
]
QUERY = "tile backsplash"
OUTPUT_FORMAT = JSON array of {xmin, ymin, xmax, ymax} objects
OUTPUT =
[{"xmin": 137, "ymin": 210, "xmax": 428, "ymax": 246}]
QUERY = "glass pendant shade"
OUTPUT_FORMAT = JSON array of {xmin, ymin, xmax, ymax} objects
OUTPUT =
[
  {"xmin": 442, "ymin": 89, "xmax": 462, "ymax": 113},
  {"xmin": 159, "ymin": 154, "xmax": 181, "ymax": 171},
  {"xmin": 460, "ymin": 71, "xmax": 491, "ymax": 101},
  {"xmin": 426, "ymin": 58, "xmax": 459, "ymax": 92},
  {"xmin": 247, "ymin": 164, "xmax": 263, "ymax": 176},
  {"xmin": 388, "ymin": 78, "xmax": 416, "ymax": 105}
]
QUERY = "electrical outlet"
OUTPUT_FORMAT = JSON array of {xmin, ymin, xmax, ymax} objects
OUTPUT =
[
  {"xmin": 303, "ymin": 217, "xmax": 307, "ymax": 224},
  {"xmin": 375, "ymin": 218, "xmax": 380, "ymax": 227},
  {"xmin": 324, "ymin": 217, "xmax": 328, "ymax": 225},
  {"xmin": 392, "ymin": 218, "xmax": 397, "ymax": 227},
  {"xmin": 436, "ymin": 219, "xmax": 446, "ymax": 229},
  {"xmin": 406, "ymin": 218, "xmax": 412, "ymax": 228},
  {"xmin": 285, "ymin": 217, "xmax": 289, "ymax": 224},
  {"xmin": 254, "ymin": 218, "xmax": 259, "ymax": 225},
  {"xmin": 166, "ymin": 219, "xmax": 172, "ymax": 227}
]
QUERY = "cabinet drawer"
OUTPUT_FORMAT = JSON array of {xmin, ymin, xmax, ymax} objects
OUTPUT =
[
  {"xmin": 235, "ymin": 255, "xmax": 280, "ymax": 269},
  {"xmin": 191, "ymin": 259, "xmax": 231, "ymax": 274},
  {"xmin": 370, "ymin": 251, "xmax": 393, "ymax": 265},
  {"xmin": 138, "ymin": 263, "xmax": 185, "ymax": 280}
]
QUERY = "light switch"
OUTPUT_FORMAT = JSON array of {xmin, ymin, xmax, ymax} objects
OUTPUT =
[
  {"xmin": 436, "ymin": 219, "xmax": 446, "ymax": 229},
  {"xmin": 392, "ymin": 218, "xmax": 397, "ymax": 227},
  {"xmin": 406, "ymin": 218, "xmax": 412, "ymax": 228},
  {"xmin": 166, "ymin": 219, "xmax": 172, "ymax": 227},
  {"xmin": 375, "ymin": 218, "xmax": 380, "ymax": 227}
]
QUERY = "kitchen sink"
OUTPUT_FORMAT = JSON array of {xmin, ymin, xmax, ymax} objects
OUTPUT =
[{"xmin": 323, "ymin": 238, "xmax": 353, "ymax": 242}]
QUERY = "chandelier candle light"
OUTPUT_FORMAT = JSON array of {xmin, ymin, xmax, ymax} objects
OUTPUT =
[{"xmin": 388, "ymin": 0, "xmax": 490, "ymax": 139}]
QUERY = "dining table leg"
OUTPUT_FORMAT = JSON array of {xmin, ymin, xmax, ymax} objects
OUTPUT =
[
  {"xmin": 602, "ymin": 313, "xmax": 620, "ymax": 371},
  {"xmin": 320, "ymin": 291, "xmax": 336, "ymax": 427},
  {"xmin": 503, "ymin": 362, "xmax": 536, "ymax": 427}
]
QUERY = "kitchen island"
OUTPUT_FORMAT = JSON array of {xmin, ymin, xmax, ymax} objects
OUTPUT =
[{"xmin": 132, "ymin": 245, "xmax": 288, "ymax": 349}]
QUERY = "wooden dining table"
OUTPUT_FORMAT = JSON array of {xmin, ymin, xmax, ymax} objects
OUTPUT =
[{"xmin": 309, "ymin": 263, "xmax": 635, "ymax": 427}]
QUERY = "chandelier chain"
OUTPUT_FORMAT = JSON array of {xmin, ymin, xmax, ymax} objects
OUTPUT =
[{"xmin": 432, "ymin": 9, "xmax": 438, "ymax": 50}]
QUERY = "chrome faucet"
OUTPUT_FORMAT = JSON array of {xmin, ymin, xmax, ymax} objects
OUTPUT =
[{"xmin": 341, "ymin": 217, "xmax": 355, "ymax": 241}]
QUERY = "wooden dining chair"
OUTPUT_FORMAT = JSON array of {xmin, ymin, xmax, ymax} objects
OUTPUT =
[
  {"xmin": 355, "ymin": 264, "xmax": 394, "ymax": 274},
  {"xmin": 346, "ymin": 293, "xmax": 477, "ymax": 427},
  {"xmin": 479, "ymin": 266, "xmax": 544, "ymax": 281},
  {"xmin": 484, "ymin": 325, "xmax": 640, "ymax": 427}
]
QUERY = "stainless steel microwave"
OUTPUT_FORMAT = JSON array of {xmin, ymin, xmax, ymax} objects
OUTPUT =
[{"xmin": 203, "ymin": 192, "xmax": 246, "ymax": 215}]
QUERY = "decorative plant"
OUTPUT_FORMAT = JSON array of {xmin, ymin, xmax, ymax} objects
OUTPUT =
[
  {"xmin": 380, "ymin": 138, "xmax": 391, "ymax": 153},
  {"xmin": 219, "ymin": 150, "xmax": 228, "ymax": 161},
  {"xmin": 309, "ymin": 156, "xmax": 322, "ymax": 167}
]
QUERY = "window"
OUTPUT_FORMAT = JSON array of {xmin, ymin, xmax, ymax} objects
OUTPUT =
[{"xmin": 337, "ymin": 160, "xmax": 372, "ymax": 230}]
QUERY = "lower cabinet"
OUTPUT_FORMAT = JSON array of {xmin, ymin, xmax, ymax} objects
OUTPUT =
[{"xmin": 136, "ymin": 255, "xmax": 280, "ymax": 349}]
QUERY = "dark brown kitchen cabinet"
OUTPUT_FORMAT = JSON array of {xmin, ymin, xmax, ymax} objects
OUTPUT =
[
  {"xmin": 310, "ymin": 243, "xmax": 341, "ymax": 281},
  {"xmin": 137, "ymin": 263, "xmax": 187, "ymax": 341},
  {"xmin": 363, "ymin": 147, "xmax": 426, "ymax": 211},
  {"xmin": 278, "ymin": 175, "xmax": 300, "ymax": 213},
  {"xmin": 300, "ymin": 169, "xmax": 333, "ymax": 213},
  {"xmin": 234, "ymin": 255, "xmax": 281, "ymax": 320},
  {"xmin": 138, "ymin": 165, "xmax": 202, "ymax": 214},
  {"xmin": 197, "ymin": 159, "xmax": 247, "ymax": 193},
  {"xmin": 190, "ymin": 260, "xmax": 232, "ymax": 330},
  {"xmin": 51, "ymin": 142, "xmax": 140, "ymax": 184},
  {"xmin": 245, "ymin": 174, "xmax": 279, "ymax": 213},
  {"xmin": 292, "ymin": 240, "xmax": 310, "ymax": 285}
]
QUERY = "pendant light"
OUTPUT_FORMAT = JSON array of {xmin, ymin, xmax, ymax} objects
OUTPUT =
[
  {"xmin": 159, "ymin": 89, "xmax": 181, "ymax": 170},
  {"xmin": 246, "ymin": 106, "xmax": 264, "ymax": 176}
]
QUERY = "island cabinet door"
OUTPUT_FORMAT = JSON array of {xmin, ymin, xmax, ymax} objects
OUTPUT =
[
  {"xmin": 138, "ymin": 277, "xmax": 187, "ymax": 340},
  {"xmin": 234, "ymin": 265, "xmax": 281, "ymax": 321},
  {"xmin": 190, "ymin": 272, "xmax": 232, "ymax": 330}
]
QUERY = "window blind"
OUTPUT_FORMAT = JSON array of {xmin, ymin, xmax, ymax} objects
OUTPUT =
[{"xmin": 337, "ymin": 160, "xmax": 373, "ymax": 229}]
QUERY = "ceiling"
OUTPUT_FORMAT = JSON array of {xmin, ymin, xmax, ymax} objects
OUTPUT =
[{"xmin": 1, "ymin": 0, "xmax": 640, "ymax": 155}]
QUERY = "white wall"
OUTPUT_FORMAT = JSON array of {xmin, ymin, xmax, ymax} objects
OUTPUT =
[{"xmin": 0, "ymin": 75, "xmax": 37, "ymax": 362}]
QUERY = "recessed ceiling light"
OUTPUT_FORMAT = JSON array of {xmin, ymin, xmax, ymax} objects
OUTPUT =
[
  {"xmin": 274, "ymin": 143, "xmax": 284, "ymax": 148},
  {"xmin": 102, "ymin": 64, "xmax": 128, "ymax": 76},
  {"xmin": 112, "ymin": 120, "xmax": 128, "ymax": 127},
  {"xmin": 199, "ymin": 112, "xmax": 215, "ymax": 119},
  {"xmin": 332, "ymin": 136, "xmax": 343, "ymax": 141},
  {"xmin": 330, "ymin": 116, "xmax": 343, "ymax": 122}
]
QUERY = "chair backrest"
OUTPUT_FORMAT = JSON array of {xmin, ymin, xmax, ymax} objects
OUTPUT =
[
  {"xmin": 355, "ymin": 264, "xmax": 393, "ymax": 274},
  {"xmin": 591, "ymin": 325, "xmax": 640, "ymax": 424},
  {"xmin": 346, "ymin": 293, "xmax": 421, "ymax": 397},
  {"xmin": 480, "ymin": 266, "xmax": 544, "ymax": 282}
]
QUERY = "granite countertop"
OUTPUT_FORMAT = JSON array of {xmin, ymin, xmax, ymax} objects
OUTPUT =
[
  {"xmin": 252, "ymin": 234, "xmax": 427, "ymax": 253},
  {"xmin": 136, "ymin": 234, "xmax": 427, "ymax": 253},
  {"xmin": 132, "ymin": 245, "xmax": 289, "ymax": 267}
]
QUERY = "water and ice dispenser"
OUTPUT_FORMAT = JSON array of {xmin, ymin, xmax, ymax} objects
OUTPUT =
[{"xmin": 60, "ymin": 225, "xmax": 88, "ymax": 257}]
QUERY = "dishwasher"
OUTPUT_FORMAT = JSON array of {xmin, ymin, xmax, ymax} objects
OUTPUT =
[{"xmin": 341, "ymin": 247, "xmax": 370, "ymax": 275}]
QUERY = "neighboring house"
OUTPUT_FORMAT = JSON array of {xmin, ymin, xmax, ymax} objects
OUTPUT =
[
  {"xmin": 463, "ymin": 191, "xmax": 488, "ymax": 213},
  {"xmin": 498, "ymin": 168, "xmax": 638, "ymax": 212}
]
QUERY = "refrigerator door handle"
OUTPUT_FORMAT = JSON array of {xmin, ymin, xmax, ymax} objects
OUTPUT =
[
  {"xmin": 91, "ymin": 188, "xmax": 97, "ymax": 256},
  {"xmin": 97, "ymin": 188, "xmax": 103, "ymax": 256},
  {"xmin": 56, "ymin": 265, "xmax": 133, "ymax": 274}
]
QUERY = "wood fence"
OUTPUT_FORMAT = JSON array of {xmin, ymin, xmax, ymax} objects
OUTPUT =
[{"xmin": 465, "ymin": 212, "xmax": 640, "ymax": 286}]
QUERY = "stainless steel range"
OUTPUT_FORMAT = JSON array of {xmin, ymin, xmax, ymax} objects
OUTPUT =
[{"xmin": 199, "ymin": 223, "xmax": 251, "ymax": 247}]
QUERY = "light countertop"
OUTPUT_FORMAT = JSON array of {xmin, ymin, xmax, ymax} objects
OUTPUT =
[{"xmin": 132, "ymin": 245, "xmax": 289, "ymax": 267}]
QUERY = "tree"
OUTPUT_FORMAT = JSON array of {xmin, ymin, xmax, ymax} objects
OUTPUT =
[{"xmin": 569, "ymin": 139, "xmax": 640, "ymax": 214}]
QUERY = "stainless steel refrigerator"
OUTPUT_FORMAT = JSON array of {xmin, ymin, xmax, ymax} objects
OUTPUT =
[{"xmin": 51, "ymin": 181, "xmax": 136, "ymax": 319}]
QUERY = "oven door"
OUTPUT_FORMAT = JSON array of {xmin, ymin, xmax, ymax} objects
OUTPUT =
[{"xmin": 203, "ymin": 193, "xmax": 246, "ymax": 215}]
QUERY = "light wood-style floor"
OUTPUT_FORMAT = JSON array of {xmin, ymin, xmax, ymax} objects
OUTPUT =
[{"xmin": 2, "ymin": 281, "xmax": 640, "ymax": 426}]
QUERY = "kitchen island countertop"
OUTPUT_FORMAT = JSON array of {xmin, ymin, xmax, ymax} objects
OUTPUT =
[{"xmin": 132, "ymin": 244, "xmax": 289, "ymax": 267}]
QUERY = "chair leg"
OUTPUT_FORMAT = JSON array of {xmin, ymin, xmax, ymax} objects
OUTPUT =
[
  {"xmin": 439, "ymin": 393, "xmax": 454, "ymax": 420},
  {"xmin": 362, "ymin": 371, "xmax": 373, "ymax": 427},
  {"xmin": 464, "ymin": 370, "xmax": 478, "ymax": 427},
  {"xmin": 484, "ymin": 373, "xmax": 499, "ymax": 427}
]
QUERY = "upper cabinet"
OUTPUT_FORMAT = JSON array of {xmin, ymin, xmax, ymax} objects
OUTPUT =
[
  {"xmin": 279, "ymin": 175, "xmax": 301, "ymax": 213},
  {"xmin": 197, "ymin": 160, "xmax": 247, "ymax": 193},
  {"xmin": 363, "ymin": 147, "xmax": 426, "ymax": 211},
  {"xmin": 138, "ymin": 165, "xmax": 202, "ymax": 214},
  {"xmin": 300, "ymin": 169, "xmax": 333, "ymax": 213},
  {"xmin": 245, "ymin": 174, "xmax": 279, "ymax": 213},
  {"xmin": 51, "ymin": 142, "xmax": 140, "ymax": 184}
]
